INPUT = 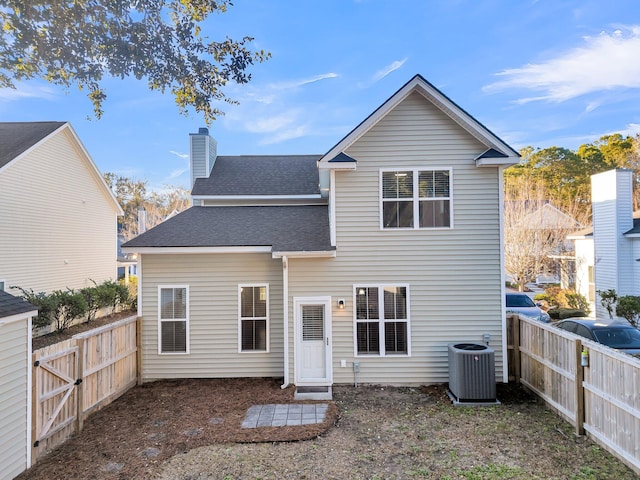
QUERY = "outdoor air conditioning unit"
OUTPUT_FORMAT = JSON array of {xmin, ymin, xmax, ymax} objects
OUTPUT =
[{"xmin": 448, "ymin": 343, "xmax": 496, "ymax": 403}]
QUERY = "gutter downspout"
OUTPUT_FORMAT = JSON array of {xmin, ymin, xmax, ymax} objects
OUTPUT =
[
  {"xmin": 281, "ymin": 255, "xmax": 289, "ymax": 389},
  {"xmin": 498, "ymin": 165, "xmax": 509, "ymax": 383}
]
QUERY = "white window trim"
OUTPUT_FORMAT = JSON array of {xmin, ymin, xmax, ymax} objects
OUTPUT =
[
  {"xmin": 157, "ymin": 285, "xmax": 190, "ymax": 355},
  {"xmin": 352, "ymin": 284, "xmax": 411, "ymax": 357},
  {"xmin": 379, "ymin": 167, "xmax": 453, "ymax": 230},
  {"xmin": 238, "ymin": 284, "xmax": 270, "ymax": 353}
]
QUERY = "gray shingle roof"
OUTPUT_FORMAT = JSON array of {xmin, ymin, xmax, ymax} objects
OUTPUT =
[
  {"xmin": 0, "ymin": 122, "xmax": 65, "ymax": 169},
  {"xmin": 191, "ymin": 155, "xmax": 321, "ymax": 196},
  {"xmin": 0, "ymin": 290, "xmax": 37, "ymax": 319},
  {"xmin": 122, "ymin": 205, "xmax": 333, "ymax": 252}
]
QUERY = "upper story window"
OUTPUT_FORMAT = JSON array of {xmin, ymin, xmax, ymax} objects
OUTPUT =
[{"xmin": 381, "ymin": 168, "xmax": 451, "ymax": 229}]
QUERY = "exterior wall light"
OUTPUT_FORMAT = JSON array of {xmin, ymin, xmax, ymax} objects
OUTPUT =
[{"xmin": 338, "ymin": 298, "xmax": 345, "ymax": 309}]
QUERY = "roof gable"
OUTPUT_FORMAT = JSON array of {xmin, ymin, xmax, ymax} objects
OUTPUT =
[
  {"xmin": 318, "ymin": 74, "xmax": 519, "ymax": 168},
  {"xmin": 0, "ymin": 121, "xmax": 123, "ymax": 215},
  {"xmin": 0, "ymin": 121, "xmax": 65, "ymax": 170}
]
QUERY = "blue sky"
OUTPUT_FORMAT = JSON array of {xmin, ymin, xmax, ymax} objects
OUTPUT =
[{"xmin": 2, "ymin": 0, "xmax": 640, "ymax": 191}]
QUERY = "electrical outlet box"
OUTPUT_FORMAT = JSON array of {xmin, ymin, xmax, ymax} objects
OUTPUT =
[{"xmin": 340, "ymin": 359, "xmax": 347, "ymax": 368}]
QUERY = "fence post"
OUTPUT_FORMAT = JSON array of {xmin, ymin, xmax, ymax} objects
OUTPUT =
[
  {"xmin": 136, "ymin": 316, "xmax": 143, "ymax": 386},
  {"xmin": 31, "ymin": 352, "xmax": 38, "ymax": 461},
  {"xmin": 76, "ymin": 338, "xmax": 85, "ymax": 431},
  {"xmin": 512, "ymin": 315, "xmax": 521, "ymax": 383},
  {"xmin": 574, "ymin": 339, "xmax": 585, "ymax": 435}
]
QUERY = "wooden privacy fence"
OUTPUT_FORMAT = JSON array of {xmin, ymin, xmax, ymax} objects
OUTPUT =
[
  {"xmin": 31, "ymin": 315, "xmax": 138, "ymax": 461},
  {"xmin": 508, "ymin": 314, "xmax": 640, "ymax": 475}
]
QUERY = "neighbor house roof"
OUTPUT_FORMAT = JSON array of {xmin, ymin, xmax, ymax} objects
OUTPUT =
[
  {"xmin": 191, "ymin": 155, "xmax": 322, "ymax": 197},
  {"xmin": 121, "ymin": 205, "xmax": 333, "ymax": 253},
  {"xmin": 0, "ymin": 121, "xmax": 65, "ymax": 169},
  {"xmin": 568, "ymin": 211, "xmax": 640, "ymax": 238},
  {"xmin": 0, "ymin": 290, "xmax": 37, "ymax": 319},
  {"xmin": 624, "ymin": 212, "xmax": 640, "ymax": 235}
]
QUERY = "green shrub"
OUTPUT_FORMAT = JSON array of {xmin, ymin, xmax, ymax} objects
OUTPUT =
[
  {"xmin": 12, "ymin": 286, "xmax": 59, "ymax": 330},
  {"xmin": 597, "ymin": 289, "xmax": 618, "ymax": 319},
  {"xmin": 564, "ymin": 292, "xmax": 590, "ymax": 315},
  {"xmin": 119, "ymin": 276, "xmax": 137, "ymax": 310},
  {"xmin": 540, "ymin": 287, "xmax": 590, "ymax": 315},
  {"xmin": 80, "ymin": 283, "xmax": 110, "ymax": 322},
  {"xmin": 533, "ymin": 293, "xmax": 552, "ymax": 303},
  {"xmin": 52, "ymin": 289, "xmax": 88, "ymax": 332},
  {"xmin": 548, "ymin": 308, "xmax": 587, "ymax": 320},
  {"xmin": 615, "ymin": 295, "xmax": 640, "ymax": 328}
]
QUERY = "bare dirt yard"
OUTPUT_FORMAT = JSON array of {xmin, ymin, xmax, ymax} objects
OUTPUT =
[{"xmin": 18, "ymin": 379, "xmax": 637, "ymax": 480}]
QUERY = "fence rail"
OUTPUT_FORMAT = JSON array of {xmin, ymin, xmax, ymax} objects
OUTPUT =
[
  {"xmin": 31, "ymin": 315, "xmax": 138, "ymax": 460},
  {"xmin": 508, "ymin": 314, "xmax": 640, "ymax": 475}
]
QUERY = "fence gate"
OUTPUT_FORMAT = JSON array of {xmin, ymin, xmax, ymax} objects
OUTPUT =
[{"xmin": 32, "ymin": 342, "xmax": 80, "ymax": 459}]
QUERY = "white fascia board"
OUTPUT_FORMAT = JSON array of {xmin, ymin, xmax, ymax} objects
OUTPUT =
[
  {"xmin": 624, "ymin": 233, "xmax": 640, "ymax": 238},
  {"xmin": 121, "ymin": 246, "xmax": 273, "ymax": 254},
  {"xmin": 317, "ymin": 163, "xmax": 357, "ymax": 171},
  {"xmin": 475, "ymin": 157, "xmax": 519, "ymax": 167},
  {"xmin": 272, "ymin": 250, "xmax": 336, "ymax": 259},
  {"xmin": 191, "ymin": 194, "xmax": 322, "ymax": 200},
  {"xmin": 0, "ymin": 310, "xmax": 38, "ymax": 326}
]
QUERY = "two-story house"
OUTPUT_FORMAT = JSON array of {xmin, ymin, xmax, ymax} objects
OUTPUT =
[
  {"xmin": 122, "ymin": 75, "xmax": 519, "ymax": 395},
  {"xmin": 0, "ymin": 122, "xmax": 123, "ymax": 295}
]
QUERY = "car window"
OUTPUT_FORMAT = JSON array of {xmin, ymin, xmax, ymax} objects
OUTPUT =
[
  {"xmin": 557, "ymin": 321, "xmax": 577, "ymax": 333},
  {"xmin": 593, "ymin": 328, "xmax": 640, "ymax": 348},
  {"xmin": 506, "ymin": 294, "xmax": 535, "ymax": 308},
  {"xmin": 574, "ymin": 325, "xmax": 594, "ymax": 340}
]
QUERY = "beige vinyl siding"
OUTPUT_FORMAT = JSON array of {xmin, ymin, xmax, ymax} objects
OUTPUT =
[
  {"xmin": 0, "ymin": 317, "xmax": 30, "ymax": 480},
  {"xmin": 288, "ymin": 92, "xmax": 504, "ymax": 385},
  {"xmin": 140, "ymin": 253, "xmax": 284, "ymax": 380},
  {"xmin": 0, "ymin": 128, "xmax": 119, "ymax": 294}
]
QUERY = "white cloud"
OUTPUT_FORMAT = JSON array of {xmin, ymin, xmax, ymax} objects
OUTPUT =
[
  {"xmin": 169, "ymin": 150, "xmax": 189, "ymax": 159},
  {"xmin": 0, "ymin": 84, "xmax": 58, "ymax": 101},
  {"xmin": 245, "ymin": 110, "xmax": 301, "ymax": 134},
  {"xmin": 372, "ymin": 58, "xmax": 408, "ymax": 83},
  {"xmin": 268, "ymin": 73, "xmax": 339, "ymax": 91},
  {"xmin": 260, "ymin": 125, "xmax": 311, "ymax": 145},
  {"xmin": 484, "ymin": 26, "xmax": 640, "ymax": 103},
  {"xmin": 167, "ymin": 167, "xmax": 188, "ymax": 180},
  {"xmin": 613, "ymin": 122, "xmax": 640, "ymax": 138}
]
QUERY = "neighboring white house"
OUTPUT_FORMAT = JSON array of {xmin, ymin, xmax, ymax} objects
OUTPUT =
[
  {"xmin": 0, "ymin": 290, "xmax": 37, "ymax": 480},
  {"xmin": 588, "ymin": 169, "xmax": 640, "ymax": 319},
  {"xmin": 567, "ymin": 226, "xmax": 595, "ymax": 314},
  {"xmin": 122, "ymin": 74, "xmax": 520, "ymax": 393},
  {"xmin": 0, "ymin": 122, "xmax": 123, "ymax": 295}
]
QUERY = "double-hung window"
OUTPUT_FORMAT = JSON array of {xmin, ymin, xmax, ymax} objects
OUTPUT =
[
  {"xmin": 355, "ymin": 285, "xmax": 409, "ymax": 356},
  {"xmin": 381, "ymin": 168, "xmax": 451, "ymax": 229},
  {"xmin": 158, "ymin": 286, "xmax": 188, "ymax": 354},
  {"xmin": 239, "ymin": 285, "xmax": 268, "ymax": 352}
]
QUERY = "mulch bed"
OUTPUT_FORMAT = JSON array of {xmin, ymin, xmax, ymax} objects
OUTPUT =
[{"xmin": 17, "ymin": 378, "xmax": 337, "ymax": 480}]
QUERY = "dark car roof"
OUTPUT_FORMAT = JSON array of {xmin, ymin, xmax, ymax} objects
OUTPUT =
[{"xmin": 558, "ymin": 318, "xmax": 633, "ymax": 328}]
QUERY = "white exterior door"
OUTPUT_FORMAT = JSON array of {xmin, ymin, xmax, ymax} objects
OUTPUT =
[{"xmin": 294, "ymin": 297, "xmax": 332, "ymax": 385}]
